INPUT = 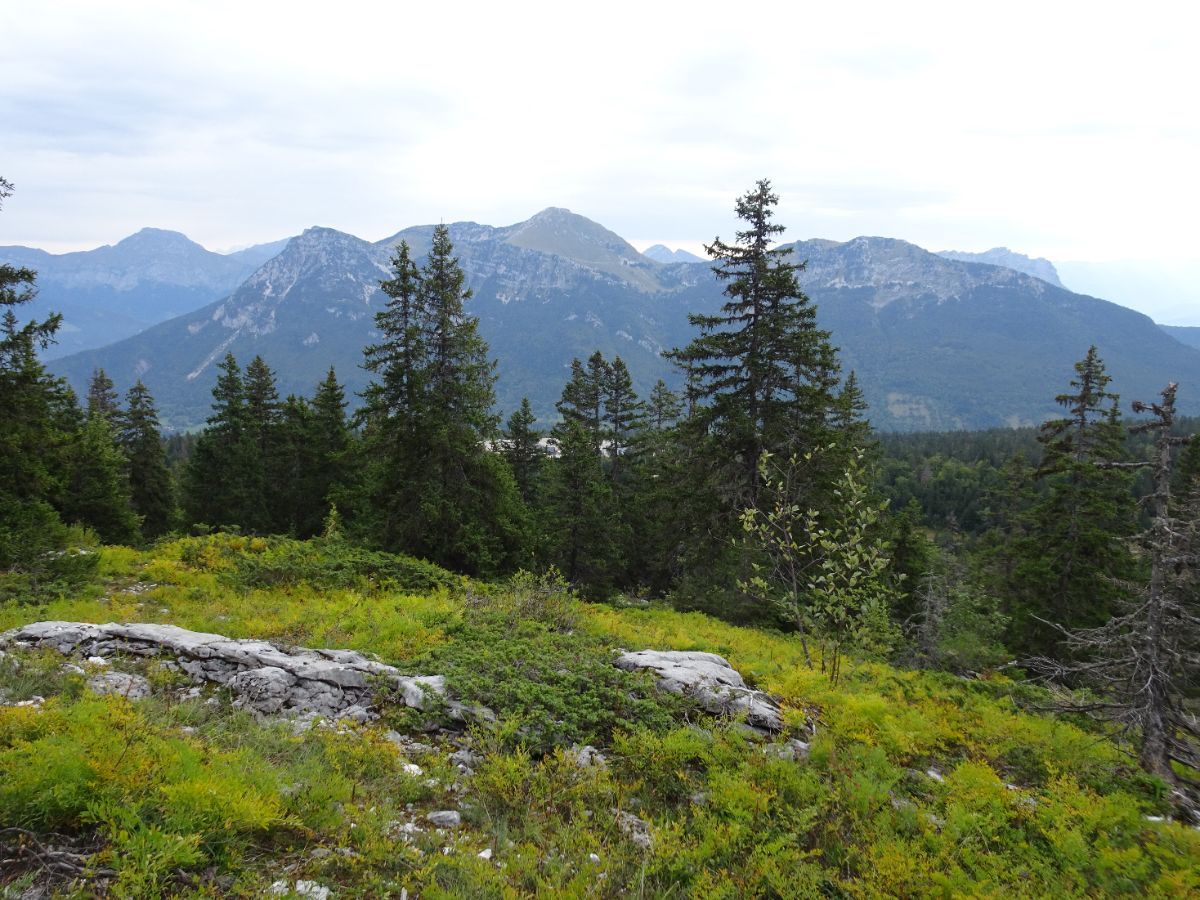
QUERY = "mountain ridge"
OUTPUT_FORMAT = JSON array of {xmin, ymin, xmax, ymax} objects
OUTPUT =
[
  {"xmin": 35, "ymin": 209, "xmax": 1200, "ymax": 431},
  {"xmin": 0, "ymin": 229, "xmax": 281, "ymax": 358}
]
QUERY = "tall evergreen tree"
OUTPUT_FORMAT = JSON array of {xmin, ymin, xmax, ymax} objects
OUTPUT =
[
  {"xmin": 665, "ymin": 179, "xmax": 844, "ymax": 615},
  {"xmin": 667, "ymin": 179, "xmax": 841, "ymax": 508},
  {"xmin": 503, "ymin": 397, "xmax": 545, "ymax": 505},
  {"xmin": 544, "ymin": 418, "xmax": 623, "ymax": 594},
  {"xmin": 0, "ymin": 177, "xmax": 79, "ymax": 569},
  {"xmin": 61, "ymin": 409, "xmax": 141, "ymax": 545},
  {"xmin": 1007, "ymin": 347, "xmax": 1138, "ymax": 655},
  {"xmin": 556, "ymin": 354, "xmax": 607, "ymax": 454},
  {"xmin": 360, "ymin": 226, "xmax": 527, "ymax": 575},
  {"xmin": 119, "ymin": 380, "xmax": 175, "ymax": 539},
  {"xmin": 184, "ymin": 354, "xmax": 264, "ymax": 531},
  {"xmin": 86, "ymin": 368, "xmax": 121, "ymax": 423},
  {"xmin": 311, "ymin": 366, "xmax": 353, "ymax": 522},
  {"xmin": 647, "ymin": 380, "xmax": 683, "ymax": 430},
  {"xmin": 603, "ymin": 356, "xmax": 644, "ymax": 483},
  {"xmin": 1032, "ymin": 384, "xmax": 1200, "ymax": 803}
]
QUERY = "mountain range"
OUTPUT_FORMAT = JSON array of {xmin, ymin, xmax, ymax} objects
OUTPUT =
[
  {"xmin": 13, "ymin": 210, "xmax": 1200, "ymax": 432},
  {"xmin": 0, "ymin": 229, "xmax": 289, "ymax": 358}
]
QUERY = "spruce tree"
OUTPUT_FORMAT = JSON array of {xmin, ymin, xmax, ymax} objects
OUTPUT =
[
  {"xmin": 1032, "ymin": 384, "xmax": 1200, "ymax": 805},
  {"xmin": 360, "ymin": 226, "xmax": 527, "ymax": 575},
  {"xmin": 0, "ymin": 177, "xmax": 77, "ymax": 569},
  {"xmin": 667, "ymin": 179, "xmax": 841, "ymax": 508},
  {"xmin": 545, "ymin": 418, "xmax": 623, "ymax": 594},
  {"xmin": 556, "ymin": 354, "xmax": 607, "ymax": 454},
  {"xmin": 1008, "ymin": 347, "xmax": 1138, "ymax": 655},
  {"xmin": 119, "ymin": 380, "xmax": 175, "ymax": 539},
  {"xmin": 603, "ymin": 356, "xmax": 644, "ymax": 483},
  {"xmin": 273, "ymin": 395, "xmax": 320, "ymax": 536},
  {"xmin": 61, "ymin": 410, "xmax": 141, "ymax": 545},
  {"xmin": 184, "ymin": 354, "xmax": 263, "ymax": 531},
  {"xmin": 503, "ymin": 397, "xmax": 545, "ymax": 505},
  {"xmin": 86, "ymin": 368, "xmax": 121, "ymax": 423},
  {"xmin": 666, "ymin": 179, "xmax": 844, "ymax": 615},
  {"xmin": 311, "ymin": 367, "xmax": 353, "ymax": 525},
  {"xmin": 647, "ymin": 379, "xmax": 683, "ymax": 430}
]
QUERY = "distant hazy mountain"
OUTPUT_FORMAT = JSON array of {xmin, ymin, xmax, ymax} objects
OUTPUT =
[
  {"xmin": 0, "ymin": 228, "xmax": 276, "ymax": 358},
  {"xmin": 49, "ymin": 211, "xmax": 1200, "ymax": 432},
  {"xmin": 937, "ymin": 247, "xmax": 1064, "ymax": 288},
  {"xmin": 1161, "ymin": 325, "xmax": 1200, "ymax": 350},
  {"xmin": 224, "ymin": 237, "xmax": 293, "ymax": 270},
  {"xmin": 642, "ymin": 244, "xmax": 706, "ymax": 264},
  {"xmin": 1056, "ymin": 259, "xmax": 1200, "ymax": 327}
]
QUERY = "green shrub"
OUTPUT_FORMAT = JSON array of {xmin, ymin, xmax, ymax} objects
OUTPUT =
[
  {"xmin": 414, "ymin": 617, "xmax": 691, "ymax": 754},
  {"xmin": 175, "ymin": 532, "xmax": 462, "ymax": 594}
]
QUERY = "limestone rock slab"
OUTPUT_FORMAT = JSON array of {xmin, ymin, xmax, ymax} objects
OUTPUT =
[
  {"xmin": 0, "ymin": 620, "xmax": 450, "ymax": 722},
  {"xmin": 614, "ymin": 649, "xmax": 783, "ymax": 732}
]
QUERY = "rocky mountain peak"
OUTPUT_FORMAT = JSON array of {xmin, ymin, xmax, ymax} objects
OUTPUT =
[
  {"xmin": 790, "ymin": 235, "xmax": 1052, "ymax": 308},
  {"xmin": 501, "ymin": 207, "xmax": 661, "ymax": 291},
  {"xmin": 114, "ymin": 227, "xmax": 197, "ymax": 249}
]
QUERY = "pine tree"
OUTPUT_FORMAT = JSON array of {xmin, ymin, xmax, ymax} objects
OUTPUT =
[
  {"xmin": 0, "ymin": 177, "xmax": 78, "ymax": 569},
  {"xmin": 667, "ymin": 179, "xmax": 841, "ymax": 507},
  {"xmin": 647, "ymin": 380, "xmax": 683, "ymax": 430},
  {"xmin": 1008, "ymin": 347, "xmax": 1138, "ymax": 655},
  {"xmin": 556, "ymin": 354, "xmax": 607, "ymax": 454},
  {"xmin": 360, "ymin": 226, "xmax": 527, "ymax": 575},
  {"xmin": 119, "ymin": 380, "xmax": 175, "ymax": 539},
  {"xmin": 273, "ymin": 395, "xmax": 320, "ymax": 536},
  {"xmin": 665, "ymin": 179, "xmax": 844, "ymax": 615},
  {"xmin": 362, "ymin": 241, "xmax": 426, "ymax": 431},
  {"xmin": 545, "ymin": 418, "xmax": 623, "ymax": 594},
  {"xmin": 1032, "ymin": 384, "xmax": 1200, "ymax": 810},
  {"xmin": 184, "ymin": 354, "xmax": 263, "ymax": 531},
  {"xmin": 603, "ymin": 356, "xmax": 644, "ymax": 483},
  {"xmin": 503, "ymin": 397, "xmax": 544, "ymax": 505},
  {"xmin": 86, "ymin": 368, "xmax": 121, "ymax": 423},
  {"xmin": 311, "ymin": 367, "xmax": 353, "ymax": 525},
  {"xmin": 61, "ymin": 410, "xmax": 141, "ymax": 545}
]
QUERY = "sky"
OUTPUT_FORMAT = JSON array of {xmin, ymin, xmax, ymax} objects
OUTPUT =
[{"xmin": 2, "ymin": 0, "xmax": 1199, "ymax": 323}]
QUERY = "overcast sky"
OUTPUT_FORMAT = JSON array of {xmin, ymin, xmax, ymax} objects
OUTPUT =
[{"xmin": 3, "ymin": 1, "xmax": 1199, "ymax": 322}]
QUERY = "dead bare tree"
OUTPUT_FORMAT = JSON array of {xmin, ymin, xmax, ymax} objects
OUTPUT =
[{"xmin": 1029, "ymin": 384, "xmax": 1200, "ymax": 818}]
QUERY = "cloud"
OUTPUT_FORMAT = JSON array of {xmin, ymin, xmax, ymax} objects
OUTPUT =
[{"xmin": 0, "ymin": 0, "xmax": 1197, "ymax": 324}]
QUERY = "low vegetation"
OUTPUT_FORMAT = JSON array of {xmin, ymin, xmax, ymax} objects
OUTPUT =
[{"xmin": 1, "ymin": 534, "xmax": 1197, "ymax": 897}]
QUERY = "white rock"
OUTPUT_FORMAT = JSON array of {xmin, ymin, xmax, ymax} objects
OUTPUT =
[
  {"xmin": 403, "ymin": 763, "xmax": 423, "ymax": 776},
  {"xmin": 570, "ymin": 744, "xmax": 608, "ymax": 769},
  {"xmin": 0, "ymin": 621, "xmax": 459, "ymax": 723},
  {"xmin": 477, "ymin": 848, "xmax": 493, "ymax": 860},
  {"xmin": 269, "ymin": 881, "xmax": 330, "ymax": 899},
  {"xmin": 426, "ymin": 810, "xmax": 461, "ymax": 828},
  {"xmin": 614, "ymin": 650, "xmax": 782, "ymax": 732},
  {"xmin": 86, "ymin": 671, "xmax": 152, "ymax": 700},
  {"xmin": 926, "ymin": 768, "xmax": 945, "ymax": 783},
  {"xmin": 615, "ymin": 810, "xmax": 653, "ymax": 850}
]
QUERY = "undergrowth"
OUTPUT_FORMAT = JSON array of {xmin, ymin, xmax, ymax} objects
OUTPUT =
[{"xmin": 0, "ymin": 533, "xmax": 1196, "ymax": 896}]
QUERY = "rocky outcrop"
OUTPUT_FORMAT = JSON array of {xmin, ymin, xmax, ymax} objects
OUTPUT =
[
  {"xmin": 613, "ymin": 650, "xmax": 783, "ymax": 732},
  {"xmin": 0, "ymin": 621, "xmax": 471, "ymax": 722}
]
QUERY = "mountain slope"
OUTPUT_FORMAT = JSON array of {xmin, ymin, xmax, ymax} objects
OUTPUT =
[
  {"xmin": 49, "ymin": 214, "xmax": 1200, "ymax": 432},
  {"xmin": 937, "ymin": 247, "xmax": 1065, "ymax": 288},
  {"xmin": 0, "ymin": 229, "xmax": 271, "ymax": 358}
]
